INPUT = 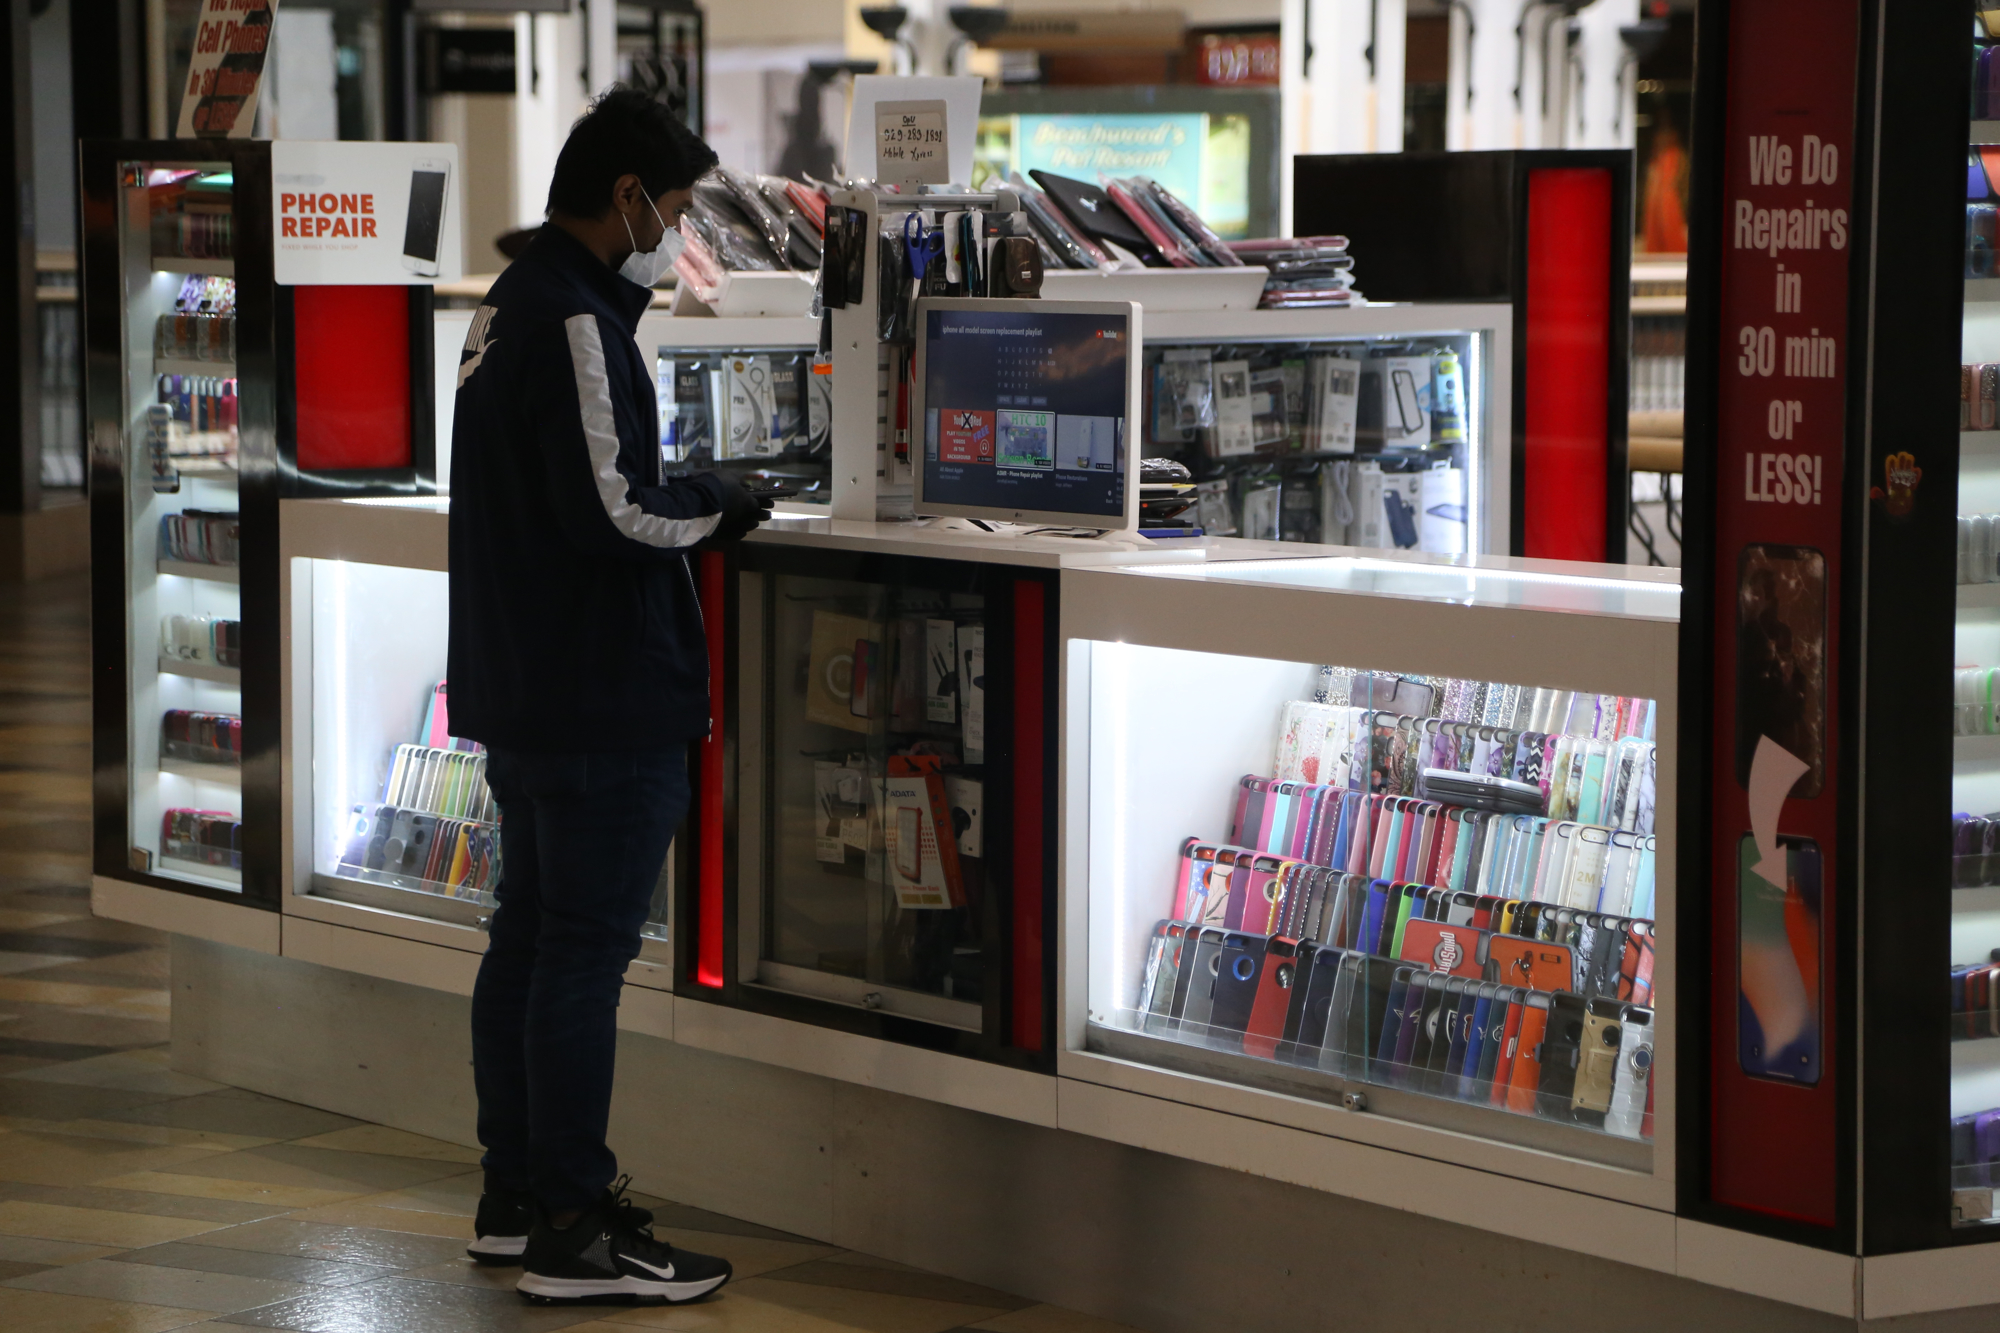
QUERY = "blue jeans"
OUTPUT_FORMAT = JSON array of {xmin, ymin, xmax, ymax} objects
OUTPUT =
[{"xmin": 470, "ymin": 746, "xmax": 688, "ymax": 1212}]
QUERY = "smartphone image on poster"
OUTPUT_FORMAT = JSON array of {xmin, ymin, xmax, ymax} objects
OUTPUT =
[
  {"xmin": 1734, "ymin": 543, "xmax": 1826, "ymax": 798},
  {"xmin": 1737, "ymin": 832, "xmax": 1822, "ymax": 1085},
  {"xmin": 403, "ymin": 158, "xmax": 452, "ymax": 277}
]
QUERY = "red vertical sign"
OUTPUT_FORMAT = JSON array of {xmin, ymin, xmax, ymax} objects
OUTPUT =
[
  {"xmin": 1707, "ymin": 0, "xmax": 1856, "ymax": 1226},
  {"xmin": 1522, "ymin": 168, "xmax": 1614, "ymax": 562}
]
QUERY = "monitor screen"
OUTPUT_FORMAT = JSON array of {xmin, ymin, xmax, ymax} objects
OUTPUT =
[{"xmin": 918, "ymin": 303, "xmax": 1131, "ymax": 523}]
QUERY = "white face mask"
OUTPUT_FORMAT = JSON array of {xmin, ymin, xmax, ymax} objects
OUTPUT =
[{"xmin": 618, "ymin": 195, "xmax": 685, "ymax": 287}]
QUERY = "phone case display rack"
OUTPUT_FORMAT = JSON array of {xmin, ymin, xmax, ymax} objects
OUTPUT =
[
  {"xmin": 812, "ymin": 183, "xmax": 1512, "ymax": 550},
  {"xmin": 84, "ymin": 142, "xmax": 274, "ymax": 902},
  {"xmin": 1954, "ymin": 11, "xmax": 2000, "ymax": 1233},
  {"xmin": 1125, "ymin": 669, "xmax": 1659, "ymax": 1146},
  {"xmin": 1068, "ymin": 555, "xmax": 1679, "ymax": 1188},
  {"xmin": 85, "ymin": 139, "xmax": 445, "ymax": 918}
]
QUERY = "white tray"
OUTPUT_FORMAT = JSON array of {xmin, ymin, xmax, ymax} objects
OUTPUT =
[
  {"xmin": 1039, "ymin": 265, "xmax": 1269, "ymax": 312},
  {"xmin": 684, "ymin": 269, "xmax": 817, "ymax": 318}
]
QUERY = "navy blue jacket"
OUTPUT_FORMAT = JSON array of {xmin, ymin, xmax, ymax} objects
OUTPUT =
[{"xmin": 447, "ymin": 225, "xmax": 728, "ymax": 751}]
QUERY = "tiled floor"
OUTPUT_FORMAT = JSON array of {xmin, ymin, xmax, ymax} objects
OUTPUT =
[{"xmin": 0, "ymin": 575, "xmax": 1135, "ymax": 1330}]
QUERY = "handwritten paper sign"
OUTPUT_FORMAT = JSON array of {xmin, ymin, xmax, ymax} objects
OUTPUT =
[
  {"xmin": 875, "ymin": 100, "xmax": 950, "ymax": 188},
  {"xmin": 177, "ymin": 0, "xmax": 276, "ymax": 138}
]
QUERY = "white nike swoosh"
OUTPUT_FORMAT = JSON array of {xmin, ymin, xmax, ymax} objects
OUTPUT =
[
  {"xmin": 621, "ymin": 1254, "xmax": 676, "ymax": 1281},
  {"xmin": 457, "ymin": 337, "xmax": 496, "ymax": 389}
]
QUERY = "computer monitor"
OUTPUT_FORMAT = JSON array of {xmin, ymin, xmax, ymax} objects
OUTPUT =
[{"xmin": 911, "ymin": 298, "xmax": 1141, "ymax": 531}]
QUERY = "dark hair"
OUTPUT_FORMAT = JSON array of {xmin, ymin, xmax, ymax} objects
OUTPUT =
[{"xmin": 545, "ymin": 87, "xmax": 718, "ymax": 219}]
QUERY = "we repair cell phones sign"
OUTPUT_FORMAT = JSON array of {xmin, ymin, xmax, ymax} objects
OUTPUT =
[
  {"xmin": 177, "ymin": 0, "xmax": 274, "ymax": 138},
  {"xmin": 271, "ymin": 142, "xmax": 462, "ymax": 285}
]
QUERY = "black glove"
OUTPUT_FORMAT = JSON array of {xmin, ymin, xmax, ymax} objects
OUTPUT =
[{"xmin": 697, "ymin": 472, "xmax": 773, "ymax": 548}]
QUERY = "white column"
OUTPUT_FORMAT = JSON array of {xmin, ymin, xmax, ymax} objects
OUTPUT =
[
  {"xmin": 1573, "ymin": 0, "xmax": 1638, "ymax": 148},
  {"xmin": 1454, "ymin": 0, "xmax": 1522, "ymax": 149},
  {"xmin": 513, "ymin": 13, "xmax": 566, "ymax": 228},
  {"xmin": 1307, "ymin": 0, "xmax": 1375, "ymax": 155},
  {"xmin": 586, "ymin": 0, "xmax": 617, "ymax": 98},
  {"xmin": 1279, "ymin": 0, "xmax": 1307, "ymax": 232},
  {"xmin": 1371, "ymin": 0, "xmax": 1406, "ymax": 152},
  {"xmin": 906, "ymin": 0, "xmax": 955, "ymax": 78}
]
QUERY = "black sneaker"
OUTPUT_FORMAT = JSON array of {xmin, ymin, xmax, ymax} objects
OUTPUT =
[
  {"xmin": 467, "ymin": 1187, "xmax": 534, "ymax": 1266},
  {"xmin": 516, "ymin": 1177, "xmax": 731, "ymax": 1306}
]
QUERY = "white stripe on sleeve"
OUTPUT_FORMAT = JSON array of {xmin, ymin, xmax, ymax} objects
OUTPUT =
[{"xmin": 564, "ymin": 313, "xmax": 722, "ymax": 549}]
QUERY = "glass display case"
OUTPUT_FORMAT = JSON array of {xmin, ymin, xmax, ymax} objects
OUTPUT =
[
  {"xmin": 86, "ymin": 147, "xmax": 263, "ymax": 900},
  {"xmin": 656, "ymin": 335, "xmax": 829, "ymax": 502},
  {"xmin": 1142, "ymin": 322, "xmax": 1488, "ymax": 552},
  {"xmin": 284, "ymin": 503, "xmax": 675, "ymax": 943},
  {"xmin": 1064, "ymin": 553, "xmax": 1679, "ymax": 1193},
  {"xmin": 1955, "ymin": 11, "xmax": 2000, "ymax": 1230},
  {"xmin": 720, "ymin": 537, "xmax": 1056, "ymax": 1059}
]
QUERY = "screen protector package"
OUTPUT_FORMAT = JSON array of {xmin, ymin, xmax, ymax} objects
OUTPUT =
[
  {"xmin": 1140, "ymin": 177, "xmax": 1244, "ymax": 266},
  {"xmin": 717, "ymin": 167, "xmax": 799, "ymax": 268},
  {"xmin": 690, "ymin": 182, "xmax": 781, "ymax": 270},
  {"xmin": 1154, "ymin": 347, "xmax": 1215, "ymax": 447},
  {"xmin": 1008, "ymin": 172, "xmax": 1114, "ymax": 271}
]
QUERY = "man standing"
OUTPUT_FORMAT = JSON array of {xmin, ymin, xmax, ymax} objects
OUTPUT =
[{"xmin": 447, "ymin": 89, "xmax": 769, "ymax": 1306}]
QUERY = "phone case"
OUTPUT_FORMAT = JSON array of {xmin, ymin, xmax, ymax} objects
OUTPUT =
[
  {"xmin": 1561, "ymin": 825, "xmax": 1613, "ymax": 910},
  {"xmin": 1486, "ymin": 937, "xmax": 1575, "ymax": 992},
  {"xmin": 1476, "ymin": 987, "xmax": 1515, "ymax": 1093},
  {"xmin": 1138, "ymin": 921, "xmax": 1183, "ymax": 1031},
  {"xmin": 1176, "ymin": 929, "xmax": 1229, "ymax": 1033},
  {"xmin": 1536, "ymin": 993, "xmax": 1588, "ymax": 1119},
  {"xmin": 1603, "ymin": 1006, "xmax": 1653, "ymax": 1139},
  {"xmin": 1292, "ymin": 944, "xmax": 1346, "ymax": 1061},
  {"xmin": 1436, "ymin": 980, "xmax": 1479, "ymax": 1095},
  {"xmin": 1493, "ymin": 989, "xmax": 1532, "ymax": 1105},
  {"xmin": 1570, "ymin": 998, "xmax": 1624, "ymax": 1125},
  {"xmin": 1399, "ymin": 919, "xmax": 1488, "ymax": 979},
  {"xmin": 1376, "ymin": 967, "xmax": 1418, "ymax": 1076},
  {"xmin": 1243, "ymin": 936, "xmax": 1303, "ymax": 1060},
  {"xmin": 1206, "ymin": 933, "xmax": 1267, "ymax": 1047},
  {"xmin": 1405, "ymin": 973, "xmax": 1452, "ymax": 1088},
  {"xmin": 1449, "ymin": 983, "xmax": 1489, "ymax": 1098},
  {"xmin": 1504, "ymin": 984, "xmax": 1544, "ymax": 1112}
]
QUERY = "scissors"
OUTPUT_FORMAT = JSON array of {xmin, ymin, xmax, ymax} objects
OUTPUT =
[{"xmin": 902, "ymin": 213, "xmax": 944, "ymax": 283}]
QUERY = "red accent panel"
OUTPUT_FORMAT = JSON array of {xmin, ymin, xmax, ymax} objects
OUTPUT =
[
  {"xmin": 291, "ymin": 286, "xmax": 411, "ymax": 471},
  {"xmin": 1522, "ymin": 169, "xmax": 1612, "ymax": 561},
  {"xmin": 1706, "ymin": 0, "xmax": 1854, "ymax": 1229},
  {"xmin": 695, "ymin": 551, "xmax": 727, "ymax": 989},
  {"xmin": 1011, "ymin": 581, "xmax": 1046, "ymax": 1050}
]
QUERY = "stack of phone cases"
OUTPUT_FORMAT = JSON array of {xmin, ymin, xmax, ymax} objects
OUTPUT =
[
  {"xmin": 1168, "ymin": 848, "xmax": 1656, "ymax": 1002},
  {"xmin": 334, "ymin": 744, "xmax": 501, "ymax": 899},
  {"xmin": 337, "ymin": 805, "xmax": 499, "ymax": 898},
  {"xmin": 1963, "ymin": 362, "xmax": 2000, "ymax": 431},
  {"xmin": 1952, "ymin": 1109, "xmax": 2000, "ymax": 1205},
  {"xmin": 160, "ymin": 614, "xmax": 241, "ymax": 668},
  {"xmin": 1134, "ymin": 924, "xmax": 1654, "ymax": 1139},
  {"xmin": 161, "ymin": 808, "xmax": 240, "ymax": 870},
  {"xmin": 1960, "ymin": 515, "xmax": 2000, "ymax": 585},
  {"xmin": 1953, "ymin": 812, "xmax": 2000, "ymax": 886},
  {"xmin": 158, "ymin": 510, "xmax": 240, "ymax": 566},
  {"xmin": 1221, "ymin": 776, "xmax": 1657, "ymax": 917},
  {"xmin": 160, "ymin": 710, "xmax": 241, "ymax": 765},
  {"xmin": 1953, "ymin": 954, "xmax": 2000, "ymax": 1039},
  {"xmin": 1272, "ymin": 699, "xmax": 1657, "ymax": 834}
]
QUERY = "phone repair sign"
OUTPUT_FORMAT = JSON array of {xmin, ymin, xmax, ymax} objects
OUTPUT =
[{"xmin": 270, "ymin": 142, "xmax": 463, "ymax": 285}]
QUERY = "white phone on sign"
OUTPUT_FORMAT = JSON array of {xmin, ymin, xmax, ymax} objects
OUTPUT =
[{"xmin": 402, "ymin": 157, "xmax": 451, "ymax": 278}]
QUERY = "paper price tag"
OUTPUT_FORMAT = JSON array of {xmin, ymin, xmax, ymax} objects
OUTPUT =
[{"xmin": 876, "ymin": 100, "xmax": 950, "ymax": 188}]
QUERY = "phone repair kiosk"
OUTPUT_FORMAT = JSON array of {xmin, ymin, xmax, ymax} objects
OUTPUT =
[{"xmin": 87, "ymin": 32, "xmax": 2000, "ymax": 1318}]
